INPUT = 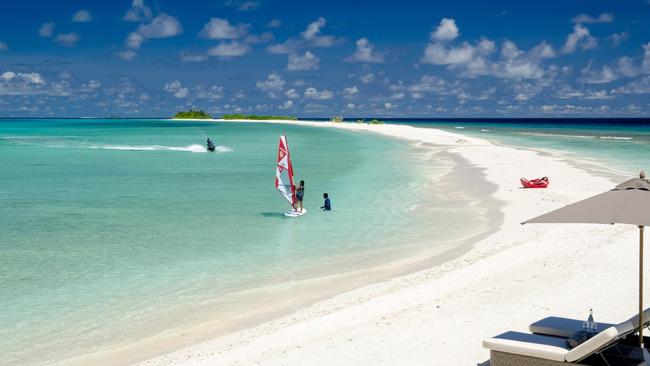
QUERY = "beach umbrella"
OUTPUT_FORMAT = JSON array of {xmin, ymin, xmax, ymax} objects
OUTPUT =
[{"xmin": 523, "ymin": 171, "xmax": 650, "ymax": 350}]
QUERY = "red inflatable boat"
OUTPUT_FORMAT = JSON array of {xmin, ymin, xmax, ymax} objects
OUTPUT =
[{"xmin": 520, "ymin": 176, "xmax": 549, "ymax": 188}]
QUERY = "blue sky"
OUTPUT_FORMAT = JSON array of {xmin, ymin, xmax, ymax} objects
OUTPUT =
[{"xmin": 0, "ymin": 0, "xmax": 649, "ymax": 117}]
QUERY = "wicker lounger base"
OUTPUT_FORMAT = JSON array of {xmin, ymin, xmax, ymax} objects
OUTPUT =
[{"xmin": 490, "ymin": 351, "xmax": 589, "ymax": 366}]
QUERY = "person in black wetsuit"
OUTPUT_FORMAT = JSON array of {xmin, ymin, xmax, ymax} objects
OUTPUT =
[
  {"xmin": 295, "ymin": 180, "xmax": 305, "ymax": 212},
  {"xmin": 320, "ymin": 193, "xmax": 331, "ymax": 211},
  {"xmin": 206, "ymin": 138, "xmax": 215, "ymax": 151}
]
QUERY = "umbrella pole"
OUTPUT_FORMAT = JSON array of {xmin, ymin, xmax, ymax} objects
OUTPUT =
[{"xmin": 641, "ymin": 225, "xmax": 645, "ymax": 348}]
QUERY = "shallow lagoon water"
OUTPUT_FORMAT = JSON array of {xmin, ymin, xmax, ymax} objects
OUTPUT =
[{"xmin": 0, "ymin": 119, "xmax": 489, "ymax": 365}]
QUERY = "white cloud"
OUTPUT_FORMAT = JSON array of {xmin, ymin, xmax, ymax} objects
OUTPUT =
[
  {"xmin": 359, "ymin": 73, "xmax": 375, "ymax": 83},
  {"xmin": 80, "ymin": 80, "xmax": 101, "ymax": 92},
  {"xmin": 163, "ymin": 80, "xmax": 189, "ymax": 98},
  {"xmin": 612, "ymin": 43, "xmax": 650, "ymax": 77},
  {"xmin": 344, "ymin": 38, "xmax": 384, "ymax": 63},
  {"xmin": 279, "ymin": 100, "xmax": 293, "ymax": 109},
  {"xmin": 304, "ymin": 87, "xmax": 334, "ymax": 100},
  {"xmin": 342, "ymin": 86, "xmax": 359, "ymax": 97},
  {"xmin": 643, "ymin": 42, "xmax": 650, "ymax": 72},
  {"xmin": 346, "ymin": 103, "xmax": 356, "ymax": 109},
  {"xmin": 266, "ymin": 39, "xmax": 297, "ymax": 54},
  {"xmin": 431, "ymin": 18, "xmax": 459, "ymax": 42},
  {"xmin": 199, "ymin": 18, "xmax": 249, "ymax": 40},
  {"xmin": 179, "ymin": 52, "xmax": 208, "ymax": 62},
  {"xmin": 571, "ymin": 13, "xmax": 614, "ymax": 24},
  {"xmin": 0, "ymin": 41, "xmax": 7, "ymax": 51},
  {"xmin": 607, "ymin": 32, "xmax": 630, "ymax": 47},
  {"xmin": 616, "ymin": 56, "xmax": 638, "ymax": 77},
  {"xmin": 267, "ymin": 19, "xmax": 282, "ymax": 28},
  {"xmin": 0, "ymin": 71, "xmax": 71, "ymax": 96},
  {"xmin": 1, "ymin": 71, "xmax": 45, "ymax": 84},
  {"xmin": 580, "ymin": 62, "xmax": 618, "ymax": 84},
  {"xmin": 301, "ymin": 17, "xmax": 343, "ymax": 47},
  {"xmin": 117, "ymin": 50, "xmax": 137, "ymax": 60},
  {"xmin": 124, "ymin": 0, "xmax": 153, "ymax": 22},
  {"xmin": 55, "ymin": 33, "xmax": 81, "ymax": 47},
  {"xmin": 126, "ymin": 14, "xmax": 182, "ymax": 49},
  {"xmin": 501, "ymin": 40, "xmax": 521, "ymax": 59},
  {"xmin": 497, "ymin": 58, "xmax": 545, "ymax": 79},
  {"xmin": 302, "ymin": 17, "xmax": 325, "ymax": 40},
  {"xmin": 422, "ymin": 39, "xmax": 494, "ymax": 67},
  {"xmin": 285, "ymin": 88, "xmax": 299, "ymax": 99},
  {"xmin": 555, "ymin": 86, "xmax": 585, "ymax": 99},
  {"xmin": 256, "ymin": 73, "xmax": 285, "ymax": 97},
  {"xmin": 194, "ymin": 85, "xmax": 224, "ymax": 99},
  {"xmin": 561, "ymin": 24, "xmax": 597, "ymax": 54},
  {"xmin": 614, "ymin": 76, "xmax": 650, "ymax": 94},
  {"xmin": 384, "ymin": 102, "xmax": 397, "ymax": 109},
  {"xmin": 208, "ymin": 41, "xmax": 251, "ymax": 57},
  {"xmin": 287, "ymin": 51, "xmax": 320, "ymax": 71},
  {"xmin": 72, "ymin": 10, "xmax": 92, "ymax": 22},
  {"xmin": 38, "ymin": 22, "xmax": 55, "ymax": 37},
  {"xmin": 529, "ymin": 41, "xmax": 557, "ymax": 59},
  {"xmin": 583, "ymin": 90, "xmax": 613, "ymax": 99},
  {"xmin": 408, "ymin": 75, "xmax": 446, "ymax": 97}
]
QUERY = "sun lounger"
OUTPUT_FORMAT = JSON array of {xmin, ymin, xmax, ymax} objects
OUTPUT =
[
  {"xmin": 529, "ymin": 317, "xmax": 614, "ymax": 338},
  {"xmin": 483, "ymin": 322, "xmax": 633, "ymax": 365},
  {"xmin": 529, "ymin": 308, "xmax": 650, "ymax": 339}
]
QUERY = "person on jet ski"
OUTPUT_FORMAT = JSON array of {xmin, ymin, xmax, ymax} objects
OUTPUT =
[{"xmin": 206, "ymin": 138, "xmax": 215, "ymax": 151}]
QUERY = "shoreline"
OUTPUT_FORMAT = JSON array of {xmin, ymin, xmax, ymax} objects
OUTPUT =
[
  {"xmin": 86, "ymin": 119, "xmax": 636, "ymax": 365},
  {"xmin": 58, "ymin": 120, "xmax": 502, "ymax": 366}
]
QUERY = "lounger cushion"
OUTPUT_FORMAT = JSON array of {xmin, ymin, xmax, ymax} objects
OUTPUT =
[
  {"xmin": 530, "ymin": 316, "xmax": 614, "ymax": 338},
  {"xmin": 565, "ymin": 326, "xmax": 620, "ymax": 362},
  {"xmin": 483, "ymin": 331, "xmax": 569, "ymax": 362}
]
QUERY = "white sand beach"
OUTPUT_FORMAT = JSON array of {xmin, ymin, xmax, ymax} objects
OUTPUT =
[{"xmin": 137, "ymin": 120, "xmax": 641, "ymax": 366}]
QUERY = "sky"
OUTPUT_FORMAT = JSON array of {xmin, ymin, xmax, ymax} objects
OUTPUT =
[{"xmin": 0, "ymin": 0, "xmax": 649, "ymax": 118}]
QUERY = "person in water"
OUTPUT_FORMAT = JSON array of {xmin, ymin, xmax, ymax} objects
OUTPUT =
[
  {"xmin": 320, "ymin": 193, "xmax": 331, "ymax": 211},
  {"xmin": 295, "ymin": 180, "xmax": 305, "ymax": 212}
]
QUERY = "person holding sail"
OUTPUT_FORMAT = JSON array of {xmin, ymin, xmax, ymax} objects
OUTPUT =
[{"xmin": 294, "ymin": 180, "xmax": 305, "ymax": 212}]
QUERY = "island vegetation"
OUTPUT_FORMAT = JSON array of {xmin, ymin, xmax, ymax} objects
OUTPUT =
[
  {"xmin": 173, "ymin": 110, "xmax": 212, "ymax": 119},
  {"xmin": 330, "ymin": 116, "xmax": 344, "ymax": 122},
  {"xmin": 356, "ymin": 118, "xmax": 384, "ymax": 124},
  {"xmin": 222, "ymin": 114, "xmax": 297, "ymax": 120}
]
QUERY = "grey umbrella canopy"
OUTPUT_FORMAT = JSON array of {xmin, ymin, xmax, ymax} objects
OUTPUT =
[{"xmin": 523, "ymin": 172, "xmax": 650, "ymax": 349}]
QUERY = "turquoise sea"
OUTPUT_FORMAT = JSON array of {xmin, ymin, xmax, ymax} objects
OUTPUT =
[
  {"xmin": 389, "ymin": 119, "xmax": 650, "ymax": 177},
  {"xmin": 0, "ymin": 119, "xmax": 492, "ymax": 365}
]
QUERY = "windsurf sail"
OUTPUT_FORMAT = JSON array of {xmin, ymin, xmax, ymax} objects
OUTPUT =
[{"xmin": 275, "ymin": 135, "xmax": 296, "ymax": 206}]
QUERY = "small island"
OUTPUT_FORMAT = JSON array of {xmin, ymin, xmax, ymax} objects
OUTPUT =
[
  {"xmin": 222, "ymin": 114, "xmax": 297, "ymax": 121},
  {"xmin": 173, "ymin": 110, "xmax": 212, "ymax": 119}
]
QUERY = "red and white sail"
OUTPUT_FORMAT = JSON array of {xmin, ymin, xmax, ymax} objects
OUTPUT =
[{"xmin": 275, "ymin": 135, "xmax": 295, "ymax": 205}]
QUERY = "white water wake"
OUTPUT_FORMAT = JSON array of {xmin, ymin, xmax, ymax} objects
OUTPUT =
[
  {"xmin": 1, "ymin": 136, "xmax": 233, "ymax": 153},
  {"xmin": 86, "ymin": 144, "xmax": 232, "ymax": 153}
]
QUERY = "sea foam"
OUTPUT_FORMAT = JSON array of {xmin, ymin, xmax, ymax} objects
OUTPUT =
[{"xmin": 86, "ymin": 144, "xmax": 233, "ymax": 153}]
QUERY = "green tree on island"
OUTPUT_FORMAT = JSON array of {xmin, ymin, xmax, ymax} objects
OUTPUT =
[
  {"xmin": 173, "ymin": 110, "xmax": 212, "ymax": 119},
  {"xmin": 222, "ymin": 114, "xmax": 297, "ymax": 120}
]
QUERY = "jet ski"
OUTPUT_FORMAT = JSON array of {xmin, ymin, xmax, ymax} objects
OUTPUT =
[
  {"xmin": 520, "ymin": 176, "xmax": 549, "ymax": 188},
  {"xmin": 206, "ymin": 138, "xmax": 216, "ymax": 152}
]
